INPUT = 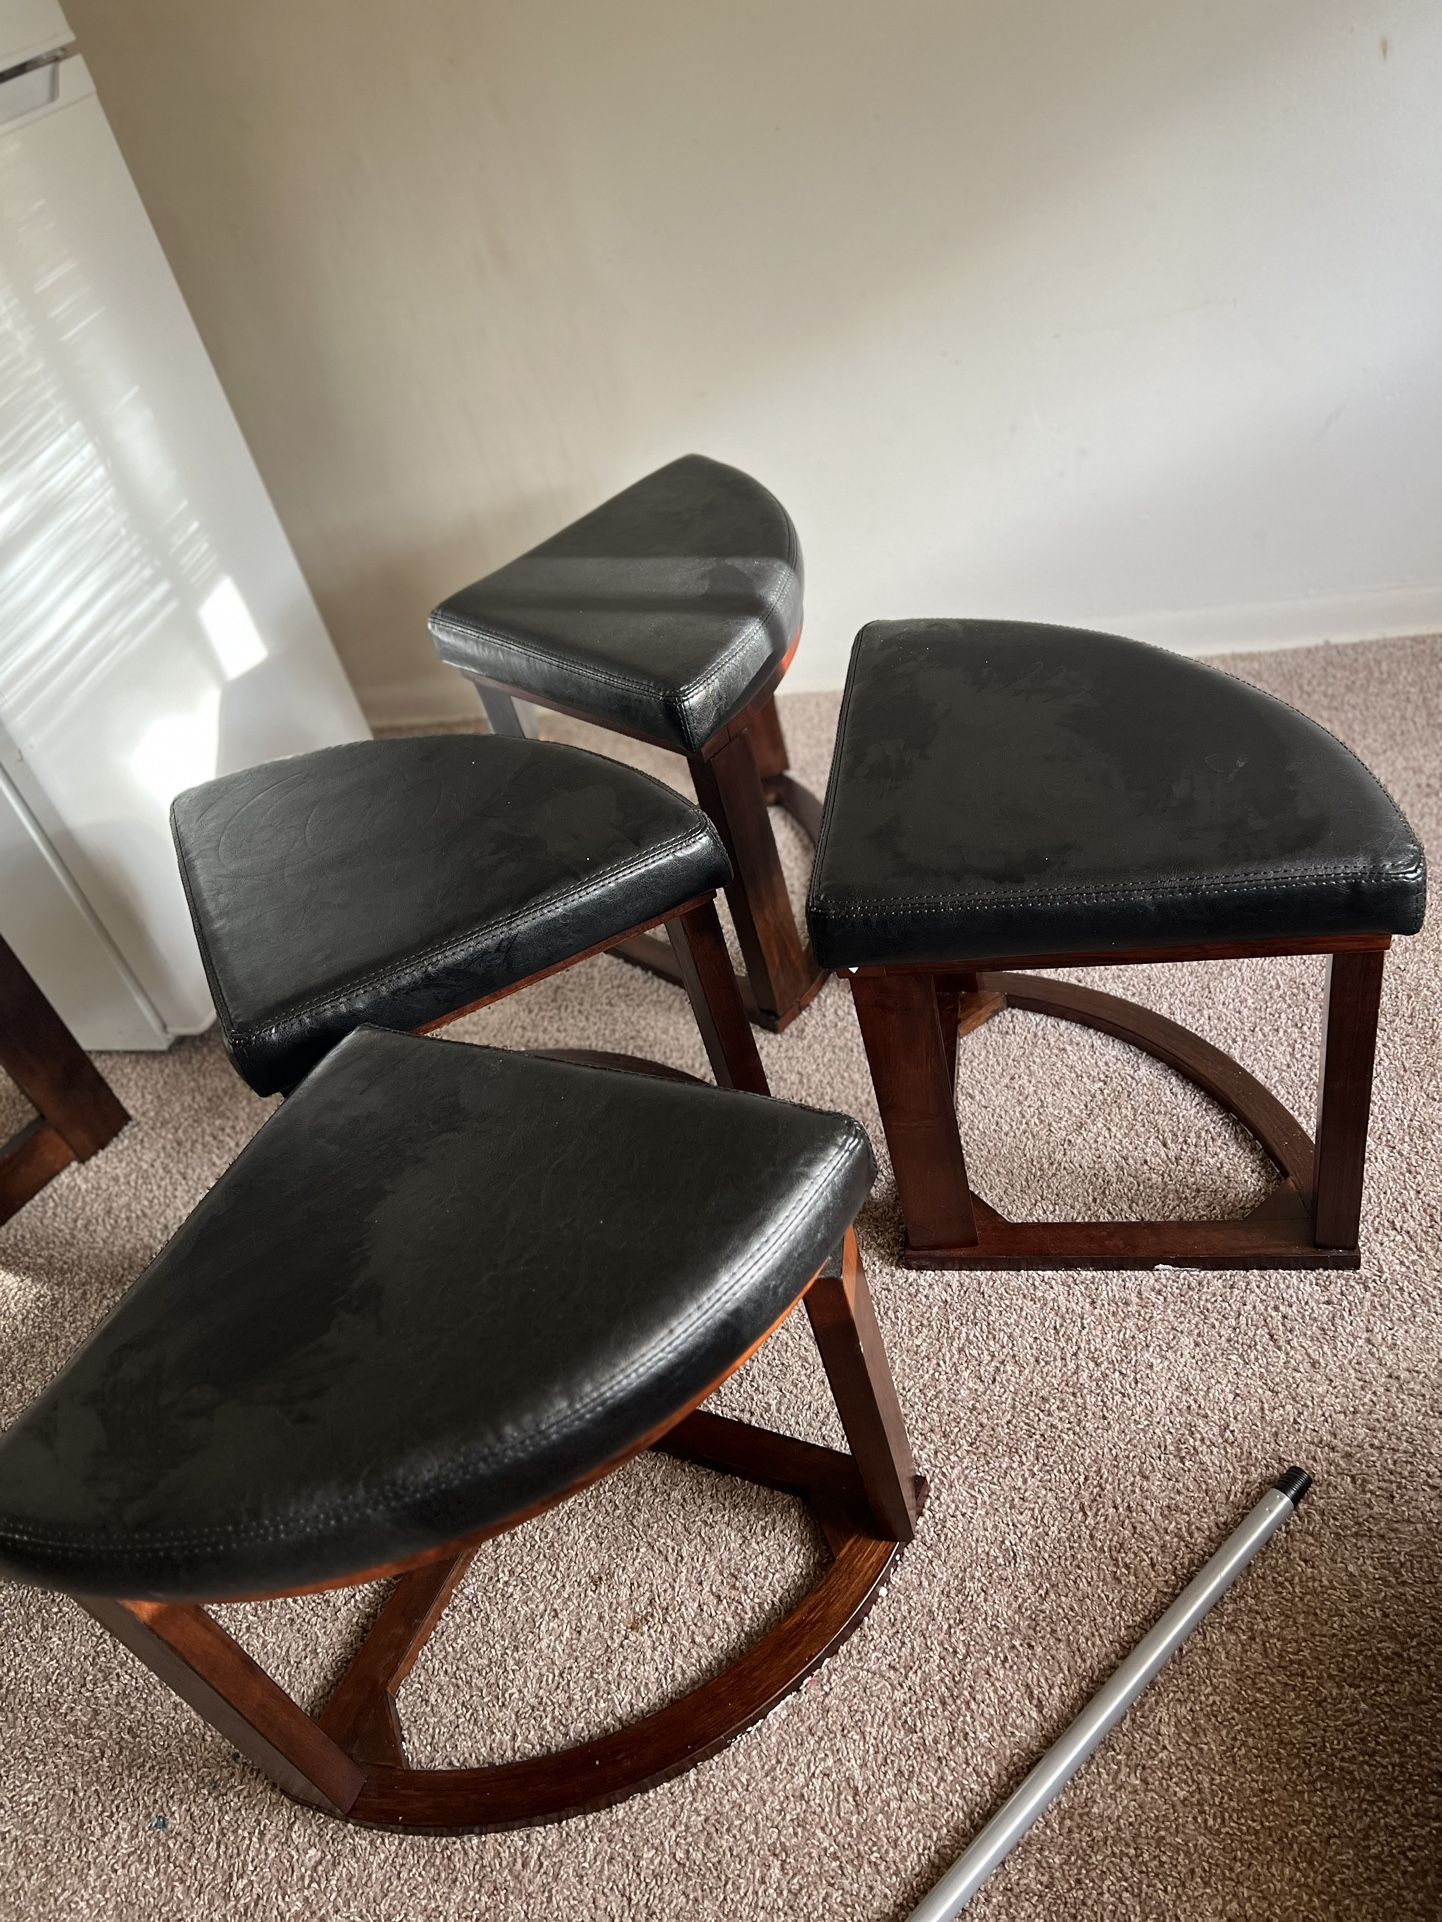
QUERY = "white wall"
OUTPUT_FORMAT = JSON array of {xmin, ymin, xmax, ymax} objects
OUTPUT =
[{"xmin": 66, "ymin": 0, "xmax": 1442, "ymax": 719}]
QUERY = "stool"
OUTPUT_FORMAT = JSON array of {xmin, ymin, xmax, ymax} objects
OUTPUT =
[
  {"xmin": 171, "ymin": 732, "xmax": 765, "ymax": 1098},
  {"xmin": 807, "ymin": 620, "xmax": 1427, "ymax": 1271},
  {"xmin": 0, "ymin": 1029, "xmax": 925, "ymax": 1830},
  {"xmin": 429, "ymin": 455, "xmax": 827, "ymax": 1032}
]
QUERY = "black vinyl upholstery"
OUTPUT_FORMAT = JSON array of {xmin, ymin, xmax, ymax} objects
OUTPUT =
[
  {"xmin": 808, "ymin": 620, "xmax": 1426, "ymax": 968},
  {"xmin": 429, "ymin": 455, "xmax": 803, "ymax": 755},
  {"xmin": 171, "ymin": 734, "xmax": 730, "ymax": 1096},
  {"xmin": 0, "ymin": 1030, "xmax": 874, "ymax": 1601}
]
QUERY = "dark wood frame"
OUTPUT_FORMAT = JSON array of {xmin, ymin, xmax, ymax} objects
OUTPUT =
[
  {"xmin": 0, "ymin": 935, "xmax": 128, "ymax": 1226},
  {"xmin": 77, "ymin": 1229, "xmax": 926, "ymax": 1832},
  {"xmin": 849, "ymin": 934, "xmax": 1391, "ymax": 1270},
  {"xmin": 469, "ymin": 634, "xmax": 827, "ymax": 1033},
  {"xmin": 410, "ymin": 889, "xmax": 768, "ymax": 1098}
]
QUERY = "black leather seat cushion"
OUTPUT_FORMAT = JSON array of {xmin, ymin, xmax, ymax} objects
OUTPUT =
[
  {"xmin": 0, "ymin": 1029, "xmax": 874, "ymax": 1601},
  {"xmin": 808, "ymin": 621, "xmax": 1426, "ymax": 968},
  {"xmin": 171, "ymin": 734, "xmax": 729, "ymax": 1097},
  {"xmin": 428, "ymin": 455, "xmax": 803, "ymax": 755}
]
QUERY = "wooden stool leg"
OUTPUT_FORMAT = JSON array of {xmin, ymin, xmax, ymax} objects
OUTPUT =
[
  {"xmin": 749, "ymin": 694, "xmax": 790, "ymax": 782},
  {"xmin": 1311, "ymin": 948, "xmax": 1386, "ymax": 1251},
  {"xmin": 752, "ymin": 692, "xmax": 826, "ymax": 844},
  {"xmin": 667, "ymin": 899, "xmax": 769, "ymax": 1095},
  {"xmin": 0, "ymin": 937, "xmax": 128, "ymax": 1158},
  {"xmin": 81, "ymin": 1597, "xmax": 363, "ymax": 1817},
  {"xmin": 689, "ymin": 729, "xmax": 814, "ymax": 1024},
  {"xmin": 475, "ymin": 687, "xmax": 540, "ymax": 740},
  {"xmin": 851, "ymin": 972, "xmax": 978, "ymax": 1251},
  {"xmin": 934, "ymin": 981, "xmax": 962, "ymax": 1094},
  {"xmin": 318, "ymin": 1551, "xmax": 477, "ymax": 1764},
  {"xmin": 0, "ymin": 936, "xmax": 128, "ymax": 1223},
  {"xmin": 805, "ymin": 1228, "xmax": 921, "ymax": 1543}
]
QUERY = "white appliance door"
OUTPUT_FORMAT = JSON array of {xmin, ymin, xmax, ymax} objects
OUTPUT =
[
  {"xmin": 0, "ymin": 0, "xmax": 71, "ymax": 70},
  {"xmin": 0, "ymin": 56, "xmax": 369, "ymax": 1047},
  {"xmin": 0, "ymin": 762, "xmax": 166, "ymax": 1048}
]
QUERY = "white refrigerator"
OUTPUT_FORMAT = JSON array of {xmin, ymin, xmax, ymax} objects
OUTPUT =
[{"xmin": 0, "ymin": 0, "xmax": 369, "ymax": 1051}]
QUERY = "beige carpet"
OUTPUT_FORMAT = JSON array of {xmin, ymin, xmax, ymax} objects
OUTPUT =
[{"xmin": 1, "ymin": 635, "xmax": 1438, "ymax": 1922}]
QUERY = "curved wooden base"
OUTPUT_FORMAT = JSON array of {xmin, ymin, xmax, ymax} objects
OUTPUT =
[
  {"xmin": 81, "ymin": 1235, "xmax": 925, "ymax": 1833},
  {"xmin": 984, "ymin": 971, "xmax": 1314, "ymax": 1189},
  {"xmin": 918, "ymin": 971, "xmax": 1347, "ymax": 1270},
  {"xmin": 853, "ymin": 955, "xmax": 1386, "ymax": 1273},
  {"xmin": 332, "ymin": 1417, "xmax": 923, "ymax": 1832},
  {"xmin": 87, "ymin": 1416, "xmax": 923, "ymax": 1836}
]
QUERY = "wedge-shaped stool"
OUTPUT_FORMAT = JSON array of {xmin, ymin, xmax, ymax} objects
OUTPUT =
[
  {"xmin": 0, "ymin": 1029, "xmax": 925, "ymax": 1830},
  {"xmin": 808, "ymin": 620, "xmax": 1426, "ymax": 1270},
  {"xmin": 171, "ymin": 732, "xmax": 764, "ymax": 1098},
  {"xmin": 429, "ymin": 455, "xmax": 826, "ymax": 1031}
]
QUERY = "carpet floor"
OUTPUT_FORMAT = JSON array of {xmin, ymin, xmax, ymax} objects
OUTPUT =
[{"xmin": 1, "ymin": 634, "xmax": 1438, "ymax": 1921}]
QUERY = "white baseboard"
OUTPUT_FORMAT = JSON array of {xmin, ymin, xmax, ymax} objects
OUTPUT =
[
  {"xmin": 1120, "ymin": 584, "xmax": 1442, "ymax": 658},
  {"xmin": 355, "ymin": 588, "xmax": 1442, "ymax": 724},
  {"xmin": 358, "ymin": 679, "xmax": 480, "ymax": 731}
]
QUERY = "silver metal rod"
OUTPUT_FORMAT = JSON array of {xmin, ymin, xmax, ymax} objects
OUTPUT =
[{"xmin": 907, "ymin": 1468, "xmax": 1312, "ymax": 1922}]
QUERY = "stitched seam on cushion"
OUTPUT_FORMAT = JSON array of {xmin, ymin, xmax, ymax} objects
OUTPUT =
[
  {"xmin": 182, "ymin": 741, "xmax": 725, "ymax": 1075},
  {"xmin": 671, "ymin": 566, "xmax": 799, "ymax": 745},
  {"xmin": 433, "ymin": 616, "xmax": 661, "ymax": 704},
  {"xmin": 0, "ymin": 1137, "xmax": 859, "ymax": 1557},
  {"xmin": 434, "ymin": 612, "xmax": 722, "ymax": 756},
  {"xmin": 814, "ymin": 860, "xmax": 1402, "ymax": 916},
  {"xmin": 433, "ymin": 548, "xmax": 799, "ymax": 757},
  {"xmin": 233, "ymin": 825, "xmax": 719, "ymax": 1045},
  {"xmin": 670, "ymin": 493, "xmax": 801, "ymax": 722},
  {"xmin": 435, "ymin": 607, "xmax": 791, "ymax": 753}
]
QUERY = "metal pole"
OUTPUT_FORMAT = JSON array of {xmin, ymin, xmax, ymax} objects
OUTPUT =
[{"xmin": 906, "ymin": 1467, "xmax": 1312, "ymax": 1922}]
